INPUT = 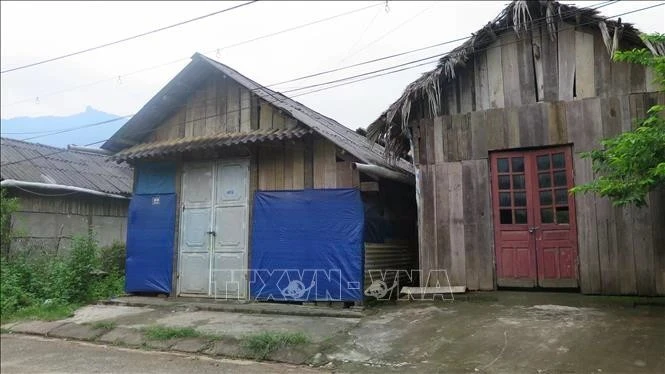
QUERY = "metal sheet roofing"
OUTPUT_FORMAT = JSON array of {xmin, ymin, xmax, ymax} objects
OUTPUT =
[
  {"xmin": 102, "ymin": 53, "xmax": 414, "ymax": 175},
  {"xmin": 1, "ymin": 137, "xmax": 133, "ymax": 195},
  {"xmin": 111, "ymin": 127, "xmax": 313, "ymax": 161}
]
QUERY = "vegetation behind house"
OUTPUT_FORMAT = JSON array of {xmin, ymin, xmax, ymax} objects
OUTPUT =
[{"xmin": 1, "ymin": 191, "xmax": 126, "ymax": 323}]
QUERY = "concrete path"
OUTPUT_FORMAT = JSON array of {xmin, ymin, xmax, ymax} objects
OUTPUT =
[
  {"xmin": 1, "ymin": 334, "xmax": 324, "ymax": 374},
  {"xmin": 2, "ymin": 303, "xmax": 360, "ymax": 366},
  {"xmin": 3, "ymin": 292, "xmax": 663, "ymax": 372},
  {"xmin": 324, "ymin": 292, "xmax": 665, "ymax": 373}
]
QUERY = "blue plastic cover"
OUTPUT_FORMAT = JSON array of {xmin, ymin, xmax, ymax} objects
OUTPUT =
[
  {"xmin": 250, "ymin": 189, "xmax": 364, "ymax": 301},
  {"xmin": 135, "ymin": 161, "xmax": 176, "ymax": 194},
  {"xmin": 125, "ymin": 194, "xmax": 176, "ymax": 294}
]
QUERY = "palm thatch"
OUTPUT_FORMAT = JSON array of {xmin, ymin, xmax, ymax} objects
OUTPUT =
[{"xmin": 367, "ymin": 0, "xmax": 648, "ymax": 161}]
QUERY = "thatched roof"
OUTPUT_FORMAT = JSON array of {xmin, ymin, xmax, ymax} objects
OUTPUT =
[{"xmin": 367, "ymin": 0, "xmax": 650, "ymax": 160}]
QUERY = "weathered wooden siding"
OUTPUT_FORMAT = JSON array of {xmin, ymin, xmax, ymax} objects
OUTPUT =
[
  {"xmin": 439, "ymin": 23, "xmax": 655, "ymax": 116},
  {"xmin": 254, "ymin": 135, "xmax": 359, "ymax": 193},
  {"xmin": 149, "ymin": 75, "xmax": 294, "ymax": 142},
  {"xmin": 413, "ymin": 92, "xmax": 665, "ymax": 294}
]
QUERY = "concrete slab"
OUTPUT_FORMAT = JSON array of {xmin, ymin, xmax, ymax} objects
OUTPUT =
[
  {"xmin": 325, "ymin": 292, "xmax": 665, "ymax": 373},
  {"xmin": 149, "ymin": 310, "xmax": 360, "ymax": 343},
  {"xmin": 143, "ymin": 339, "xmax": 177, "ymax": 350},
  {"xmin": 10, "ymin": 321, "xmax": 66, "ymax": 336},
  {"xmin": 48, "ymin": 323, "xmax": 103, "ymax": 341},
  {"xmin": 171, "ymin": 338, "xmax": 209, "ymax": 353},
  {"xmin": 104, "ymin": 296, "xmax": 363, "ymax": 318},
  {"xmin": 267, "ymin": 344, "xmax": 320, "ymax": 365},
  {"xmin": 64, "ymin": 304, "xmax": 152, "ymax": 324},
  {"xmin": 98, "ymin": 327, "xmax": 145, "ymax": 347},
  {"xmin": 204, "ymin": 339, "xmax": 244, "ymax": 358}
]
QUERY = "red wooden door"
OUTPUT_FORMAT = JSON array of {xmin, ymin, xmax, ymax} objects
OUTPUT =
[{"xmin": 491, "ymin": 146, "xmax": 578, "ymax": 288}]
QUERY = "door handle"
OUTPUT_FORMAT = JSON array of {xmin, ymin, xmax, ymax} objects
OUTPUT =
[
  {"xmin": 528, "ymin": 226, "xmax": 539, "ymax": 233},
  {"xmin": 206, "ymin": 231, "xmax": 216, "ymax": 236}
]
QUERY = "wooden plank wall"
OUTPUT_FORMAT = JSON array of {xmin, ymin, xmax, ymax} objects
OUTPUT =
[
  {"xmin": 149, "ymin": 75, "xmax": 294, "ymax": 142},
  {"xmin": 438, "ymin": 23, "xmax": 652, "ymax": 116},
  {"xmin": 413, "ymin": 92, "xmax": 665, "ymax": 294},
  {"xmin": 255, "ymin": 135, "xmax": 359, "ymax": 193}
]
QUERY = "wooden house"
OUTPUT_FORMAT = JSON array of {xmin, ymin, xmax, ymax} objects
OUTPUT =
[
  {"xmin": 367, "ymin": 0, "xmax": 665, "ymax": 296},
  {"xmin": 104, "ymin": 54, "xmax": 416, "ymax": 300},
  {"xmin": 0, "ymin": 138, "xmax": 132, "ymax": 254}
]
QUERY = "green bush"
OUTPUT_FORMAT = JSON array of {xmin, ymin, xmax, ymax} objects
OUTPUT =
[
  {"xmin": 100, "ymin": 242, "xmax": 126, "ymax": 275},
  {"xmin": 0, "ymin": 188, "xmax": 19, "ymax": 255},
  {"xmin": 0, "ymin": 234, "xmax": 126, "ymax": 322}
]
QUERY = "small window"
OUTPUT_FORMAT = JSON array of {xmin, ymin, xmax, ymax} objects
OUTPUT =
[
  {"xmin": 537, "ymin": 155, "xmax": 551, "ymax": 171},
  {"xmin": 499, "ymin": 192, "xmax": 512, "ymax": 207},
  {"xmin": 512, "ymin": 175, "xmax": 525, "ymax": 190},
  {"xmin": 541, "ymin": 208, "xmax": 554, "ymax": 223},
  {"xmin": 555, "ymin": 188, "xmax": 568, "ymax": 205},
  {"xmin": 556, "ymin": 207, "xmax": 569, "ymax": 224},
  {"xmin": 498, "ymin": 175, "xmax": 511, "ymax": 190},
  {"xmin": 540, "ymin": 190, "xmax": 553, "ymax": 205},
  {"xmin": 552, "ymin": 153, "xmax": 565, "ymax": 169},
  {"xmin": 512, "ymin": 157, "xmax": 525, "ymax": 172},
  {"xmin": 500, "ymin": 209, "xmax": 513, "ymax": 224},
  {"xmin": 554, "ymin": 171, "xmax": 567, "ymax": 187},
  {"xmin": 515, "ymin": 209, "xmax": 527, "ymax": 224},
  {"xmin": 539, "ymin": 173, "xmax": 552, "ymax": 188},
  {"xmin": 497, "ymin": 158, "xmax": 509, "ymax": 173},
  {"xmin": 514, "ymin": 192, "xmax": 526, "ymax": 207}
]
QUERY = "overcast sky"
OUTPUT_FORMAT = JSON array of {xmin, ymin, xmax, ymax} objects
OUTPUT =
[{"xmin": 1, "ymin": 1, "xmax": 663, "ymax": 132}]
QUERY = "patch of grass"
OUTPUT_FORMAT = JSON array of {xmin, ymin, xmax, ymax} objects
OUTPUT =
[
  {"xmin": 92, "ymin": 321, "xmax": 117, "ymax": 330},
  {"xmin": 1, "ymin": 301, "xmax": 77, "ymax": 324},
  {"xmin": 241, "ymin": 331, "xmax": 309, "ymax": 360},
  {"xmin": 143, "ymin": 325, "xmax": 202, "ymax": 340}
]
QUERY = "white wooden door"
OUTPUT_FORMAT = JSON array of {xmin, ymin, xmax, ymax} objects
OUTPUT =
[
  {"xmin": 212, "ymin": 159, "xmax": 249, "ymax": 298},
  {"xmin": 179, "ymin": 162, "xmax": 214, "ymax": 295},
  {"xmin": 178, "ymin": 159, "xmax": 249, "ymax": 298}
]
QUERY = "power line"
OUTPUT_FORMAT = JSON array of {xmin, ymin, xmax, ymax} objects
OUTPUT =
[
  {"xmin": 1, "ymin": 2, "xmax": 383, "ymax": 107},
  {"xmin": 1, "ymin": 0, "xmax": 614, "ymax": 108},
  {"xmin": 19, "ymin": 115, "xmax": 134, "ymax": 141},
  {"xmin": 334, "ymin": 6, "xmax": 384, "ymax": 67},
  {"xmin": 2, "ymin": 1, "xmax": 657, "ymax": 167},
  {"xmin": 337, "ymin": 3, "xmax": 436, "ymax": 65},
  {"xmin": 0, "ymin": 1, "xmax": 258, "ymax": 74},
  {"xmin": 0, "ymin": 0, "xmax": 624, "ymax": 140}
]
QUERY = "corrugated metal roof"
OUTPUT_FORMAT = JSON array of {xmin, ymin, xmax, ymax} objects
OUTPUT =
[
  {"xmin": 103, "ymin": 54, "xmax": 413, "ymax": 175},
  {"xmin": 0, "ymin": 137, "xmax": 133, "ymax": 195},
  {"xmin": 111, "ymin": 127, "xmax": 313, "ymax": 161}
]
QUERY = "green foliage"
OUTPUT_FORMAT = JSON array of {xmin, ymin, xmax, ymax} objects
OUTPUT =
[
  {"xmin": 572, "ymin": 33, "xmax": 665, "ymax": 206},
  {"xmin": 0, "ymin": 235, "xmax": 125, "ymax": 323},
  {"xmin": 143, "ymin": 325, "xmax": 201, "ymax": 340},
  {"xmin": 241, "ymin": 331, "xmax": 309, "ymax": 360},
  {"xmin": 100, "ymin": 242, "xmax": 126, "ymax": 275},
  {"xmin": 0, "ymin": 189, "xmax": 19, "ymax": 253}
]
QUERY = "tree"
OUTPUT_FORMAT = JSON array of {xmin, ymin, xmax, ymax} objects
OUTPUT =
[{"xmin": 571, "ymin": 33, "xmax": 665, "ymax": 207}]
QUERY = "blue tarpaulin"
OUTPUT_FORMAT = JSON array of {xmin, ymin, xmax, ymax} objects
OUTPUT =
[
  {"xmin": 250, "ymin": 189, "xmax": 364, "ymax": 301},
  {"xmin": 135, "ymin": 161, "xmax": 176, "ymax": 194},
  {"xmin": 125, "ymin": 194, "xmax": 176, "ymax": 294}
]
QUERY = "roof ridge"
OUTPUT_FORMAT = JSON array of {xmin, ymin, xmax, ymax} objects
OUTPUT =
[
  {"xmin": 195, "ymin": 54, "xmax": 413, "ymax": 173},
  {"xmin": 1, "ymin": 136, "xmax": 67, "ymax": 152}
]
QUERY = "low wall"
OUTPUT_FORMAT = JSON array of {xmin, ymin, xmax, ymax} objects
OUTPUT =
[{"xmin": 8, "ymin": 192, "xmax": 129, "ymax": 255}]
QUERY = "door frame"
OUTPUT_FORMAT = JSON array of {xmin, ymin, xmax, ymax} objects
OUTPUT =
[
  {"xmin": 490, "ymin": 145, "xmax": 579, "ymax": 289},
  {"xmin": 176, "ymin": 157, "xmax": 250, "ymax": 299}
]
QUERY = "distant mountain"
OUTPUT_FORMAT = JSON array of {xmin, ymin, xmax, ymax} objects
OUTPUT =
[{"xmin": 0, "ymin": 106, "xmax": 128, "ymax": 148}]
